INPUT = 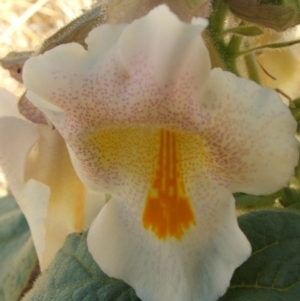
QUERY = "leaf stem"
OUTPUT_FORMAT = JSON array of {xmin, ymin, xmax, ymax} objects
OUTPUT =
[{"xmin": 243, "ymin": 41, "xmax": 262, "ymax": 84}]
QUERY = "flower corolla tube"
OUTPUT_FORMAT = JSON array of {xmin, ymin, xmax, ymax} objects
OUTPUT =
[{"xmin": 20, "ymin": 5, "xmax": 298, "ymax": 301}]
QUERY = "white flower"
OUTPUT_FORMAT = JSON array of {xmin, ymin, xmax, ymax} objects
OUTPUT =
[{"xmin": 22, "ymin": 5, "xmax": 298, "ymax": 301}]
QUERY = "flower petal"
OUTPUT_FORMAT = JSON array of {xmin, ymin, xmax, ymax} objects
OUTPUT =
[
  {"xmin": 0, "ymin": 117, "xmax": 47, "ymax": 262},
  {"xmin": 23, "ymin": 5, "xmax": 209, "ymax": 126},
  {"xmin": 88, "ymin": 175, "xmax": 251, "ymax": 301},
  {"xmin": 0, "ymin": 117, "xmax": 39, "ymax": 192},
  {"xmin": 18, "ymin": 179, "xmax": 50, "ymax": 263},
  {"xmin": 24, "ymin": 126, "xmax": 106, "ymax": 269},
  {"xmin": 0, "ymin": 88, "xmax": 22, "ymax": 118},
  {"xmin": 197, "ymin": 68, "xmax": 298, "ymax": 195},
  {"xmin": 118, "ymin": 5, "xmax": 209, "ymax": 86},
  {"xmin": 0, "ymin": 116, "xmax": 105, "ymax": 268},
  {"xmin": 23, "ymin": 6, "xmax": 211, "ymax": 193},
  {"xmin": 23, "ymin": 23, "xmax": 126, "ymax": 121}
]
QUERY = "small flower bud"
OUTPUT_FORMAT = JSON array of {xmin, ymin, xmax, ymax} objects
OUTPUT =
[{"xmin": 226, "ymin": 0, "xmax": 300, "ymax": 31}]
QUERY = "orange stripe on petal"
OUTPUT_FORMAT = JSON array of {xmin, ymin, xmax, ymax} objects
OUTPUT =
[
  {"xmin": 85, "ymin": 127, "xmax": 203, "ymax": 240},
  {"xmin": 143, "ymin": 129, "xmax": 196, "ymax": 240}
]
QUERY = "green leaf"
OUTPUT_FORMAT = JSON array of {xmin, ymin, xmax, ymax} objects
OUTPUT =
[
  {"xmin": 220, "ymin": 210, "xmax": 300, "ymax": 301},
  {"xmin": 24, "ymin": 210, "xmax": 300, "ymax": 301},
  {"xmin": 279, "ymin": 187, "xmax": 300, "ymax": 208},
  {"xmin": 224, "ymin": 26, "xmax": 264, "ymax": 36},
  {"xmin": 0, "ymin": 195, "xmax": 38, "ymax": 301},
  {"xmin": 234, "ymin": 193, "xmax": 276, "ymax": 214},
  {"xmin": 287, "ymin": 202, "xmax": 300, "ymax": 211},
  {"xmin": 278, "ymin": 149, "xmax": 300, "ymax": 209},
  {"xmin": 23, "ymin": 232, "xmax": 140, "ymax": 301}
]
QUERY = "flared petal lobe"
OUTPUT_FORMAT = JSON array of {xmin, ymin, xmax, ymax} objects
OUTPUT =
[
  {"xmin": 88, "ymin": 165, "xmax": 251, "ymax": 301},
  {"xmin": 196, "ymin": 69, "xmax": 298, "ymax": 194},
  {"xmin": 22, "ymin": 4, "xmax": 298, "ymax": 301}
]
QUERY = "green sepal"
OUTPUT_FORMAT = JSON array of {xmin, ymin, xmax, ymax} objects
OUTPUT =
[
  {"xmin": 289, "ymin": 106, "xmax": 300, "ymax": 133},
  {"xmin": 0, "ymin": 195, "xmax": 38, "ymax": 301},
  {"xmin": 290, "ymin": 107, "xmax": 300, "ymax": 122},
  {"xmin": 293, "ymin": 97, "xmax": 300, "ymax": 108},
  {"xmin": 184, "ymin": 0, "xmax": 210, "ymax": 9},
  {"xmin": 224, "ymin": 26, "xmax": 264, "ymax": 36},
  {"xmin": 36, "ymin": 4, "xmax": 106, "ymax": 55},
  {"xmin": 23, "ymin": 232, "xmax": 140, "ymax": 301},
  {"xmin": 220, "ymin": 209, "xmax": 300, "ymax": 300}
]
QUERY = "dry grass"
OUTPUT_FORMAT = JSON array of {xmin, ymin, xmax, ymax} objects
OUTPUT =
[{"xmin": 0, "ymin": 0, "xmax": 96, "ymax": 94}]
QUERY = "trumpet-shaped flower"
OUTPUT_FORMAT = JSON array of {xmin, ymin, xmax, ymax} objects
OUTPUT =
[
  {"xmin": 0, "ymin": 88, "xmax": 105, "ymax": 270},
  {"xmin": 22, "ymin": 5, "xmax": 298, "ymax": 301}
]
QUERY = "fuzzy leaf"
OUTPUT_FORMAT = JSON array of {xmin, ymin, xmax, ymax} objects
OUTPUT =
[
  {"xmin": 23, "ymin": 231, "xmax": 140, "ymax": 301},
  {"xmin": 220, "ymin": 210, "xmax": 300, "ymax": 301},
  {"xmin": 234, "ymin": 193, "xmax": 276, "ymax": 213},
  {"xmin": 24, "ymin": 210, "xmax": 300, "ymax": 301},
  {"xmin": 0, "ymin": 195, "xmax": 38, "ymax": 301}
]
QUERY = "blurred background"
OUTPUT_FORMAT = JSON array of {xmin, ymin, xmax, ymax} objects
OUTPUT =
[{"xmin": 0, "ymin": 0, "xmax": 95, "ymax": 94}]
